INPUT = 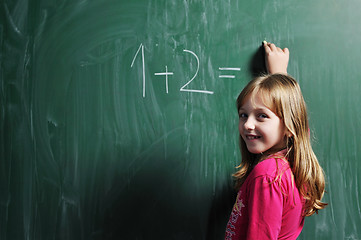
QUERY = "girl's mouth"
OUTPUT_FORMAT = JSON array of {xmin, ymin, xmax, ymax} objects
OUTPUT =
[{"xmin": 246, "ymin": 135, "xmax": 261, "ymax": 140}]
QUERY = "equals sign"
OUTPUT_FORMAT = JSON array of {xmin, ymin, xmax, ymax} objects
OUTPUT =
[{"xmin": 219, "ymin": 67, "xmax": 241, "ymax": 79}]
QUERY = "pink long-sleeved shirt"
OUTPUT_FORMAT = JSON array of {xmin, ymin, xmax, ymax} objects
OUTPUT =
[{"xmin": 225, "ymin": 151, "xmax": 305, "ymax": 240}]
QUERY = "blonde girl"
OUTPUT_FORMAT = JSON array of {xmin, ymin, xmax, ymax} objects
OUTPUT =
[{"xmin": 225, "ymin": 42, "xmax": 327, "ymax": 239}]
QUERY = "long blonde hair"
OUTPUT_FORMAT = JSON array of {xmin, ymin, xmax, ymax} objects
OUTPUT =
[{"xmin": 234, "ymin": 74, "xmax": 327, "ymax": 216}]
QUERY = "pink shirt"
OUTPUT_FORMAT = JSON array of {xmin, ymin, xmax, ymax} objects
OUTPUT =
[{"xmin": 225, "ymin": 151, "xmax": 305, "ymax": 239}]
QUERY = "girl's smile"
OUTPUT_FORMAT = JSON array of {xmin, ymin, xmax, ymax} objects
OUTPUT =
[
  {"xmin": 238, "ymin": 93, "xmax": 287, "ymax": 155},
  {"xmin": 245, "ymin": 134, "xmax": 261, "ymax": 140}
]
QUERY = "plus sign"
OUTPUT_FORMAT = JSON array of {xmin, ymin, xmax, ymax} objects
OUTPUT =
[{"xmin": 154, "ymin": 66, "xmax": 174, "ymax": 94}]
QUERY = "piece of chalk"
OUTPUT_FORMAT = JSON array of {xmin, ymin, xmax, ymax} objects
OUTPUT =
[{"xmin": 263, "ymin": 40, "xmax": 267, "ymax": 45}]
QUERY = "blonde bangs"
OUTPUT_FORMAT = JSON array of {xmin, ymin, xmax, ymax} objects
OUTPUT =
[{"xmin": 237, "ymin": 75, "xmax": 288, "ymax": 120}]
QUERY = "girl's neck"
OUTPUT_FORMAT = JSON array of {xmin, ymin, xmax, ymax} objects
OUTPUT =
[{"xmin": 256, "ymin": 147, "xmax": 288, "ymax": 162}]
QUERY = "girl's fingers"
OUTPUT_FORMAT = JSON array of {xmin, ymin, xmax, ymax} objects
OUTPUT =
[
  {"xmin": 264, "ymin": 42, "xmax": 289, "ymax": 59},
  {"xmin": 283, "ymin": 47, "xmax": 289, "ymax": 55},
  {"xmin": 269, "ymin": 43, "xmax": 277, "ymax": 52},
  {"xmin": 264, "ymin": 42, "xmax": 278, "ymax": 54},
  {"xmin": 262, "ymin": 41, "xmax": 289, "ymax": 74},
  {"xmin": 264, "ymin": 41, "xmax": 288, "ymax": 54}
]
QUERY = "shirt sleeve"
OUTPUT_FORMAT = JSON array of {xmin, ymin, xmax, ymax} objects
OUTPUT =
[{"xmin": 246, "ymin": 175, "xmax": 283, "ymax": 240}]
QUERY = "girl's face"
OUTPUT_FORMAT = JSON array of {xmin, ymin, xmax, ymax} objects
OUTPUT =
[{"xmin": 238, "ymin": 93, "xmax": 287, "ymax": 155}]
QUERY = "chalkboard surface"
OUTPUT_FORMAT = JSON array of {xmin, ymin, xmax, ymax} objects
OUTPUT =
[{"xmin": 1, "ymin": 0, "xmax": 361, "ymax": 239}]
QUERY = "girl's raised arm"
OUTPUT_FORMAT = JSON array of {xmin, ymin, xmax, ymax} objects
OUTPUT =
[{"xmin": 263, "ymin": 41, "xmax": 289, "ymax": 75}]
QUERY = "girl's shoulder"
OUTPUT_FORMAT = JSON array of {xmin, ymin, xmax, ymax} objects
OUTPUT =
[{"xmin": 250, "ymin": 150, "xmax": 290, "ymax": 180}]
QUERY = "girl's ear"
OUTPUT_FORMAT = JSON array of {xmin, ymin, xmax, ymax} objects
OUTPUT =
[{"xmin": 285, "ymin": 129, "xmax": 293, "ymax": 138}]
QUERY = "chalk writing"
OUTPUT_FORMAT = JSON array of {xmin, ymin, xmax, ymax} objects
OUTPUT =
[
  {"xmin": 219, "ymin": 67, "xmax": 241, "ymax": 79},
  {"xmin": 181, "ymin": 49, "xmax": 214, "ymax": 95},
  {"xmin": 154, "ymin": 66, "xmax": 173, "ymax": 94},
  {"xmin": 131, "ymin": 43, "xmax": 146, "ymax": 97},
  {"xmin": 132, "ymin": 44, "xmax": 240, "ymax": 97}
]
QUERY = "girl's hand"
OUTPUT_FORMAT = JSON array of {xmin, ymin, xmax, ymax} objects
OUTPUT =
[{"xmin": 263, "ymin": 41, "xmax": 289, "ymax": 74}]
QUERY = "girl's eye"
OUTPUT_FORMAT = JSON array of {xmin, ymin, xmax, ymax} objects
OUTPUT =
[
  {"xmin": 239, "ymin": 113, "xmax": 247, "ymax": 118},
  {"xmin": 258, "ymin": 113, "xmax": 268, "ymax": 119}
]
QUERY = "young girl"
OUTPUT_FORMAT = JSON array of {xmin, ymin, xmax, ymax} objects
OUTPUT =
[{"xmin": 225, "ymin": 42, "xmax": 327, "ymax": 239}]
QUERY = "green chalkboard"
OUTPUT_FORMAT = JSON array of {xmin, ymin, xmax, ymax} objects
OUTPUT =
[{"xmin": 1, "ymin": 0, "xmax": 361, "ymax": 239}]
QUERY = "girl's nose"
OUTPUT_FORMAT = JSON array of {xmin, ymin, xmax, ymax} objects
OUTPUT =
[{"xmin": 244, "ymin": 118, "xmax": 255, "ymax": 130}]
